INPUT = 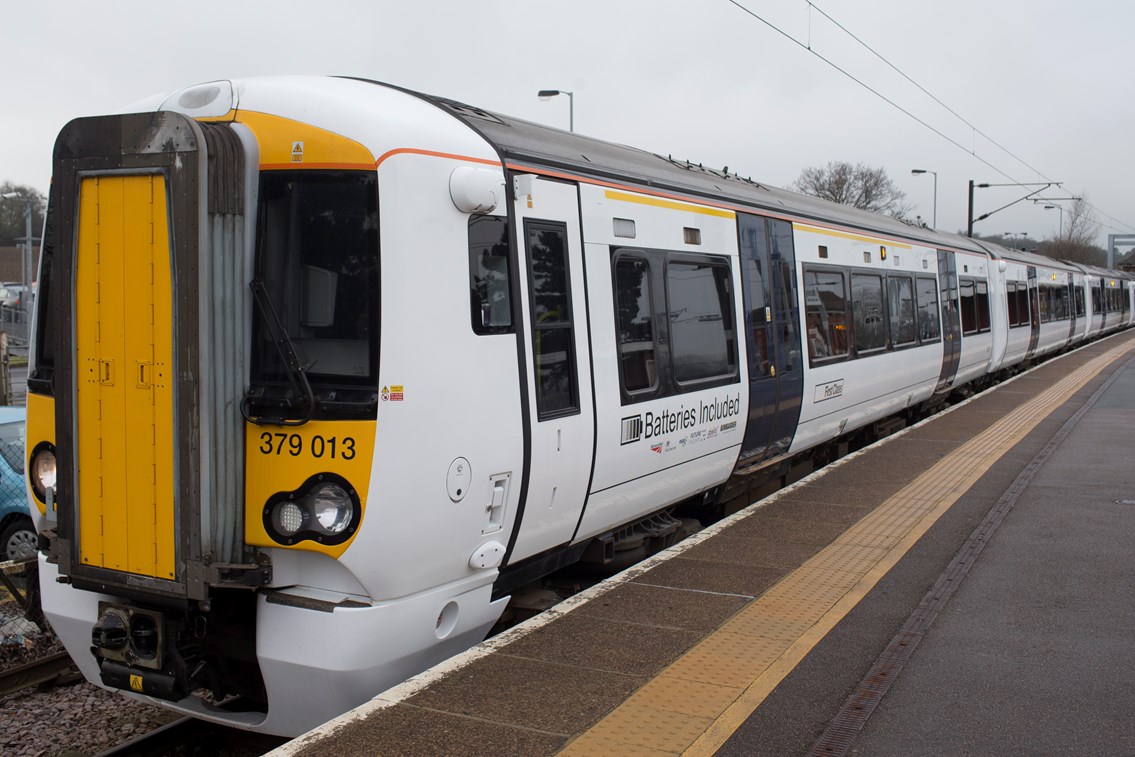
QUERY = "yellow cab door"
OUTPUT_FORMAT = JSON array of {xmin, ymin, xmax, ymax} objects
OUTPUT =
[{"xmin": 74, "ymin": 174, "xmax": 176, "ymax": 580}]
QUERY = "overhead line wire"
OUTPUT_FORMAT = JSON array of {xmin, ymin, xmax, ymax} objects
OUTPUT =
[
  {"xmin": 804, "ymin": 0, "xmax": 1057, "ymax": 184},
  {"xmin": 804, "ymin": 1, "xmax": 1134, "ymax": 234},
  {"xmin": 1080, "ymin": 201, "xmax": 1135, "ymax": 234},
  {"xmin": 726, "ymin": 0, "xmax": 1135, "ymax": 235},
  {"xmin": 724, "ymin": 0, "xmax": 1022, "ymax": 185}
]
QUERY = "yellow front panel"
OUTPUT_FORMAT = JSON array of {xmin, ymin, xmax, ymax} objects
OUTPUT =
[
  {"xmin": 235, "ymin": 110, "xmax": 376, "ymax": 170},
  {"xmin": 244, "ymin": 420, "xmax": 375, "ymax": 558},
  {"xmin": 75, "ymin": 175, "xmax": 176, "ymax": 579},
  {"xmin": 26, "ymin": 393, "xmax": 56, "ymax": 515}
]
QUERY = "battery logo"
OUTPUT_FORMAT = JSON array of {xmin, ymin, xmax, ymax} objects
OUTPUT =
[{"xmin": 621, "ymin": 415, "xmax": 643, "ymax": 445}]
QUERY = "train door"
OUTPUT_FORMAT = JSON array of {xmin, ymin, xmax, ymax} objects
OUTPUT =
[
  {"xmin": 1026, "ymin": 266, "xmax": 1041, "ymax": 356},
  {"xmin": 74, "ymin": 174, "xmax": 177, "ymax": 580},
  {"xmin": 1066, "ymin": 274, "xmax": 1077, "ymax": 342},
  {"xmin": 505, "ymin": 175, "xmax": 595, "ymax": 564},
  {"xmin": 737, "ymin": 214, "xmax": 803, "ymax": 465},
  {"xmin": 935, "ymin": 250, "xmax": 962, "ymax": 392}
]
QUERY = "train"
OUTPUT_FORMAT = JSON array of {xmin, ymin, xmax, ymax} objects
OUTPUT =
[{"xmin": 24, "ymin": 76, "xmax": 1134, "ymax": 736}]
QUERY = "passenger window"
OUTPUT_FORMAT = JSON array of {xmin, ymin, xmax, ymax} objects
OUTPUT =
[
  {"xmin": 916, "ymin": 276, "xmax": 941, "ymax": 342},
  {"xmin": 769, "ymin": 223, "xmax": 801, "ymax": 374},
  {"xmin": 666, "ymin": 259, "xmax": 737, "ymax": 383},
  {"xmin": 851, "ymin": 273, "xmax": 885, "ymax": 352},
  {"xmin": 1039, "ymin": 285, "xmax": 1052, "ymax": 322},
  {"xmin": 614, "ymin": 257, "xmax": 657, "ymax": 393},
  {"xmin": 959, "ymin": 278, "xmax": 977, "ymax": 334},
  {"xmin": 468, "ymin": 215, "xmax": 512, "ymax": 335},
  {"xmin": 743, "ymin": 257, "xmax": 771, "ymax": 378},
  {"xmin": 804, "ymin": 269, "xmax": 849, "ymax": 361},
  {"xmin": 976, "ymin": 280, "xmax": 990, "ymax": 331},
  {"xmin": 887, "ymin": 276, "xmax": 916, "ymax": 346},
  {"xmin": 525, "ymin": 221, "xmax": 578, "ymax": 419},
  {"xmin": 1016, "ymin": 284, "xmax": 1031, "ymax": 327}
]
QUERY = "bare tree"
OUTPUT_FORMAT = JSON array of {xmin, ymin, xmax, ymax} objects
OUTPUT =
[
  {"xmin": 1038, "ymin": 197, "xmax": 1105, "ymax": 265},
  {"xmin": 789, "ymin": 161, "xmax": 914, "ymax": 220},
  {"xmin": 1063, "ymin": 197, "xmax": 1100, "ymax": 247}
]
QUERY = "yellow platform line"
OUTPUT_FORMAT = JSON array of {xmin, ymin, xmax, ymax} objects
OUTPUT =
[{"xmin": 560, "ymin": 337, "xmax": 1135, "ymax": 756}]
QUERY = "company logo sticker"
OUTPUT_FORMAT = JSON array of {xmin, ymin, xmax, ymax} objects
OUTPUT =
[{"xmin": 619, "ymin": 393, "xmax": 742, "ymax": 450}]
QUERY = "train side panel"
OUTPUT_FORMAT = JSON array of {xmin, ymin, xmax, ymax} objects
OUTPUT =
[
  {"xmin": 952, "ymin": 250, "xmax": 994, "ymax": 385},
  {"xmin": 349, "ymin": 153, "xmax": 524, "ymax": 600},
  {"xmin": 790, "ymin": 225, "xmax": 939, "ymax": 453},
  {"xmin": 575, "ymin": 183, "xmax": 747, "ymax": 543}
]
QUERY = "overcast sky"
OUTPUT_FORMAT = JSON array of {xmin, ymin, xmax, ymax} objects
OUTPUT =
[{"xmin": 2, "ymin": 0, "xmax": 1131, "ymax": 248}]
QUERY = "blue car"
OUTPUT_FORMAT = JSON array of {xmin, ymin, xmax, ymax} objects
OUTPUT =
[{"xmin": 0, "ymin": 406, "xmax": 33, "ymax": 562}]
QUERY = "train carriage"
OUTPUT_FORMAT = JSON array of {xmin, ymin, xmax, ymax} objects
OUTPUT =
[{"xmin": 24, "ymin": 76, "xmax": 1131, "ymax": 736}]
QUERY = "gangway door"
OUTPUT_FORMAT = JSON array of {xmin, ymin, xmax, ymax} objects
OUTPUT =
[
  {"xmin": 49, "ymin": 112, "xmax": 250, "ymax": 600},
  {"xmin": 75, "ymin": 175, "xmax": 176, "ymax": 579}
]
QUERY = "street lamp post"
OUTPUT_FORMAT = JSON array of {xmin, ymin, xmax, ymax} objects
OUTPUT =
[
  {"xmin": 1044, "ymin": 204, "xmax": 1064, "ymax": 237},
  {"xmin": 910, "ymin": 169, "xmax": 937, "ymax": 229},
  {"xmin": 537, "ymin": 89, "xmax": 574, "ymax": 132}
]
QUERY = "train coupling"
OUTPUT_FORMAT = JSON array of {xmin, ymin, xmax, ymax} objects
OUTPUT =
[{"xmin": 91, "ymin": 602, "xmax": 188, "ymax": 701}]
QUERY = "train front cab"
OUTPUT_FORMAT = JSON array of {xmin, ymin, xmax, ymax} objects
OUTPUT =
[
  {"xmin": 27, "ymin": 110, "xmax": 274, "ymax": 718},
  {"xmin": 26, "ymin": 96, "xmax": 511, "ymax": 736}
]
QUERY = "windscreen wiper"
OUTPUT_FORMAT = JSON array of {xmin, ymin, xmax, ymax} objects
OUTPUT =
[{"xmin": 242, "ymin": 278, "xmax": 315, "ymax": 426}]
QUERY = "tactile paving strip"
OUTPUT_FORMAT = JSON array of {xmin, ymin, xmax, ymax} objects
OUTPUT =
[
  {"xmin": 560, "ymin": 337, "xmax": 1135, "ymax": 756},
  {"xmin": 809, "ymin": 353, "xmax": 1135, "ymax": 757}
]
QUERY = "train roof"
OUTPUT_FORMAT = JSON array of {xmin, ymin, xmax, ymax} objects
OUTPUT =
[
  {"xmin": 424, "ymin": 94, "xmax": 1135, "ymax": 282},
  {"xmin": 382, "ymin": 82, "xmax": 991, "ymax": 255}
]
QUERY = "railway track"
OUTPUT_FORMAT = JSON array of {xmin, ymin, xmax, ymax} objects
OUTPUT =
[{"xmin": 0, "ymin": 649, "xmax": 77, "ymax": 696}]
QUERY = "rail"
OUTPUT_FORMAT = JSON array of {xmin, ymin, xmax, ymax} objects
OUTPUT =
[{"xmin": 0, "ymin": 650, "xmax": 75, "ymax": 696}]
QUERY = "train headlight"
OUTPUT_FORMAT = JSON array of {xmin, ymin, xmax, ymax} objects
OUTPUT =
[
  {"xmin": 311, "ymin": 484, "xmax": 353, "ymax": 534},
  {"xmin": 273, "ymin": 502, "xmax": 307, "ymax": 536},
  {"xmin": 30, "ymin": 443, "xmax": 57, "ymax": 502},
  {"xmin": 263, "ymin": 474, "xmax": 360, "ymax": 547}
]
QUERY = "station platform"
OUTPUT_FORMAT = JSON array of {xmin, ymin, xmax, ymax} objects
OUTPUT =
[{"xmin": 273, "ymin": 331, "xmax": 1135, "ymax": 756}]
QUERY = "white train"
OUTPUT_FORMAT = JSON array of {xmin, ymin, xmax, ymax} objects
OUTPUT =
[{"xmin": 24, "ymin": 76, "xmax": 1134, "ymax": 736}]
